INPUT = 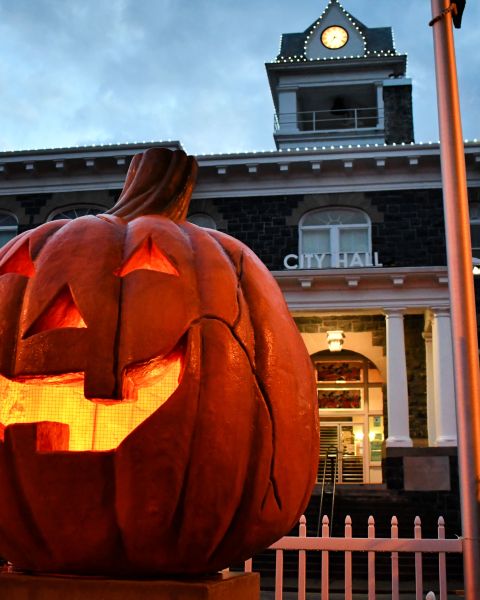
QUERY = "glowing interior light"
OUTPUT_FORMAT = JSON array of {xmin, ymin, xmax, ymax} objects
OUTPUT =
[
  {"xmin": 116, "ymin": 236, "xmax": 179, "ymax": 277},
  {"xmin": 0, "ymin": 240, "xmax": 35, "ymax": 277},
  {"xmin": 25, "ymin": 285, "xmax": 86, "ymax": 336},
  {"xmin": 0, "ymin": 351, "xmax": 183, "ymax": 452}
]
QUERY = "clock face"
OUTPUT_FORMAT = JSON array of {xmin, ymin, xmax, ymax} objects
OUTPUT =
[{"xmin": 321, "ymin": 26, "xmax": 349, "ymax": 50}]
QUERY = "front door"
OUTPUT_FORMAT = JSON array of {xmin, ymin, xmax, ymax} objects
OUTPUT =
[{"xmin": 319, "ymin": 423, "xmax": 364, "ymax": 484}]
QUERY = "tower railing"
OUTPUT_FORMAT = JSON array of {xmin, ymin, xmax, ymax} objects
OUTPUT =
[{"xmin": 274, "ymin": 106, "xmax": 384, "ymax": 133}]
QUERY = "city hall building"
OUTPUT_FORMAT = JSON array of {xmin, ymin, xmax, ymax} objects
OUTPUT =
[{"xmin": 1, "ymin": 0, "xmax": 479, "ymax": 529}]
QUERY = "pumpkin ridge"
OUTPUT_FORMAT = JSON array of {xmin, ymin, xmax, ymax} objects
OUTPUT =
[
  {"xmin": 204, "ymin": 229, "xmax": 244, "ymax": 278},
  {"xmin": 204, "ymin": 375, "xmax": 279, "ymax": 570},
  {"xmin": 191, "ymin": 314, "xmax": 281, "ymax": 513},
  {"xmin": 156, "ymin": 326, "xmax": 202, "ymax": 550}
]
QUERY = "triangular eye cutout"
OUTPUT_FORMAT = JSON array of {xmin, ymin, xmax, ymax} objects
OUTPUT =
[
  {"xmin": 0, "ymin": 240, "xmax": 35, "ymax": 277},
  {"xmin": 24, "ymin": 285, "xmax": 87, "ymax": 338},
  {"xmin": 115, "ymin": 237, "xmax": 179, "ymax": 277}
]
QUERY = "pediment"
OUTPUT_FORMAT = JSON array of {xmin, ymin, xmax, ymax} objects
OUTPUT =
[{"xmin": 304, "ymin": 0, "xmax": 366, "ymax": 60}]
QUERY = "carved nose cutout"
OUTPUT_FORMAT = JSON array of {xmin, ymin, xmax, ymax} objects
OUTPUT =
[
  {"xmin": 24, "ymin": 285, "xmax": 87, "ymax": 338},
  {"xmin": 115, "ymin": 236, "xmax": 179, "ymax": 277},
  {"xmin": 0, "ymin": 240, "xmax": 35, "ymax": 277}
]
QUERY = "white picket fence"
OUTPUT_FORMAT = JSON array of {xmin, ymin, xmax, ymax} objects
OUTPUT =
[{"xmin": 242, "ymin": 514, "xmax": 463, "ymax": 600}]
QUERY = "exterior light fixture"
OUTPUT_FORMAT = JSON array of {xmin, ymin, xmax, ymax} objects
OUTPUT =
[{"xmin": 327, "ymin": 330, "xmax": 345, "ymax": 352}]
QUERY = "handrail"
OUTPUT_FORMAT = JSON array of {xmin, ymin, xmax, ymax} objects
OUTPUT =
[
  {"xmin": 274, "ymin": 106, "xmax": 384, "ymax": 132},
  {"xmin": 317, "ymin": 446, "xmax": 338, "ymax": 536}
]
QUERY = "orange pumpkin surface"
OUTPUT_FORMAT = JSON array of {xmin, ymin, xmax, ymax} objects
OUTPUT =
[{"xmin": 0, "ymin": 148, "xmax": 319, "ymax": 576}]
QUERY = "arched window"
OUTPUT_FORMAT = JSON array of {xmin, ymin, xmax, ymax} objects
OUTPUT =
[
  {"xmin": 48, "ymin": 206, "xmax": 105, "ymax": 221},
  {"xmin": 187, "ymin": 213, "xmax": 217, "ymax": 230},
  {"xmin": 299, "ymin": 208, "xmax": 371, "ymax": 268},
  {"xmin": 0, "ymin": 213, "xmax": 18, "ymax": 247}
]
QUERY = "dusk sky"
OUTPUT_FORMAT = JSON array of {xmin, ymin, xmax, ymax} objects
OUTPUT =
[{"xmin": 0, "ymin": 0, "xmax": 478, "ymax": 155}]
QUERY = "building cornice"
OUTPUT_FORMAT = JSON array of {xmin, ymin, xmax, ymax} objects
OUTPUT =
[
  {"xmin": 0, "ymin": 142, "xmax": 479, "ymax": 197},
  {"xmin": 273, "ymin": 266, "xmax": 450, "ymax": 312}
]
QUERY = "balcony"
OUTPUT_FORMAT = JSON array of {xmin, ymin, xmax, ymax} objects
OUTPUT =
[{"xmin": 274, "ymin": 106, "xmax": 384, "ymax": 134}]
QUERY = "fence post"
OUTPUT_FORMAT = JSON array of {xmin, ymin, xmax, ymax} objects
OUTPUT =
[
  {"xmin": 321, "ymin": 515, "xmax": 330, "ymax": 600},
  {"xmin": 368, "ymin": 515, "xmax": 376, "ymax": 600},
  {"xmin": 415, "ymin": 516, "xmax": 424, "ymax": 600},
  {"xmin": 438, "ymin": 517, "xmax": 447, "ymax": 600},
  {"xmin": 391, "ymin": 516, "xmax": 400, "ymax": 600},
  {"xmin": 345, "ymin": 515, "xmax": 353, "ymax": 600},
  {"xmin": 275, "ymin": 548, "xmax": 284, "ymax": 600},
  {"xmin": 298, "ymin": 515, "xmax": 306, "ymax": 600}
]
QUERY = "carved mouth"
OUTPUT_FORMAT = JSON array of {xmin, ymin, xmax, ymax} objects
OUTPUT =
[{"xmin": 0, "ymin": 341, "xmax": 186, "ymax": 452}]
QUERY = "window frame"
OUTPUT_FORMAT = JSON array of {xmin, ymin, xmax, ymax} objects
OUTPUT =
[
  {"xmin": 187, "ymin": 213, "xmax": 217, "ymax": 230},
  {"xmin": 299, "ymin": 207, "xmax": 372, "ymax": 268},
  {"xmin": 47, "ymin": 205, "xmax": 107, "ymax": 222},
  {"xmin": 0, "ymin": 212, "xmax": 19, "ymax": 248},
  {"xmin": 470, "ymin": 203, "xmax": 480, "ymax": 262}
]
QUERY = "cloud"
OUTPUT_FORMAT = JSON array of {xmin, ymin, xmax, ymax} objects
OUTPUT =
[{"xmin": 0, "ymin": 0, "xmax": 478, "ymax": 153}]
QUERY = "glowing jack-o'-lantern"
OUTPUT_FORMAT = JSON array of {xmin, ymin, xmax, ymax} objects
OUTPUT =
[{"xmin": 0, "ymin": 148, "xmax": 319, "ymax": 576}]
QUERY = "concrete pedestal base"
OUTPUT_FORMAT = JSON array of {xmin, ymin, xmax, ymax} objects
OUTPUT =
[{"xmin": 0, "ymin": 571, "xmax": 260, "ymax": 600}]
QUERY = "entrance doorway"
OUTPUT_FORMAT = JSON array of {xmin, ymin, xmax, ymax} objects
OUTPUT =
[
  {"xmin": 312, "ymin": 350, "xmax": 384, "ymax": 484},
  {"xmin": 319, "ymin": 423, "xmax": 364, "ymax": 484}
]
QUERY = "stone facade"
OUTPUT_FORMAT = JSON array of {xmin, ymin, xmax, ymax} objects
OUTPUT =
[
  {"xmin": 370, "ymin": 190, "xmax": 447, "ymax": 267},
  {"xmin": 198, "ymin": 189, "xmax": 448, "ymax": 271},
  {"xmin": 383, "ymin": 84, "xmax": 415, "ymax": 145},
  {"xmin": 294, "ymin": 314, "xmax": 386, "ymax": 348}
]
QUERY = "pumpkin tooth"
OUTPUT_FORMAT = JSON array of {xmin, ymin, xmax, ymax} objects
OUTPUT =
[{"xmin": 0, "ymin": 339, "xmax": 186, "ymax": 452}]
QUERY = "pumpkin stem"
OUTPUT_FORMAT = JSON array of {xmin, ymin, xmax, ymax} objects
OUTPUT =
[{"xmin": 107, "ymin": 148, "xmax": 198, "ymax": 222}]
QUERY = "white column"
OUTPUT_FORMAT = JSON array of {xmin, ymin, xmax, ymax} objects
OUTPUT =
[
  {"xmin": 422, "ymin": 330, "xmax": 436, "ymax": 446},
  {"xmin": 278, "ymin": 89, "xmax": 298, "ymax": 133},
  {"xmin": 384, "ymin": 309, "xmax": 412, "ymax": 447},
  {"xmin": 431, "ymin": 307, "xmax": 457, "ymax": 446}
]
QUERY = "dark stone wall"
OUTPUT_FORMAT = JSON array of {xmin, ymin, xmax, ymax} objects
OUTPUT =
[
  {"xmin": 208, "ymin": 195, "xmax": 300, "ymax": 270},
  {"xmin": 383, "ymin": 84, "xmax": 415, "ymax": 144},
  {"xmin": 209, "ymin": 189, "xmax": 447, "ymax": 271},
  {"xmin": 370, "ymin": 189, "xmax": 446, "ymax": 268},
  {"xmin": 294, "ymin": 314, "xmax": 385, "ymax": 348}
]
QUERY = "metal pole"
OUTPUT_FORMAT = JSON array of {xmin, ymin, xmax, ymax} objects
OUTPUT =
[{"xmin": 430, "ymin": 1, "xmax": 480, "ymax": 597}]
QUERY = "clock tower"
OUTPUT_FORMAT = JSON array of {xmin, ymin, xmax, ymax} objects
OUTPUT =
[{"xmin": 266, "ymin": 0, "xmax": 414, "ymax": 149}]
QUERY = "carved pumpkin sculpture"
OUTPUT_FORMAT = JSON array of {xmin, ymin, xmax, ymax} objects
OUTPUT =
[{"xmin": 0, "ymin": 148, "xmax": 319, "ymax": 576}]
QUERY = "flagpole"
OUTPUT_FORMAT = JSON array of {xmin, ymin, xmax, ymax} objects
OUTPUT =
[{"xmin": 430, "ymin": 1, "xmax": 480, "ymax": 597}]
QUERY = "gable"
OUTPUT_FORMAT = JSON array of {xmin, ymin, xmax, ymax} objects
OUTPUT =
[{"xmin": 304, "ymin": 1, "xmax": 365, "ymax": 60}]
